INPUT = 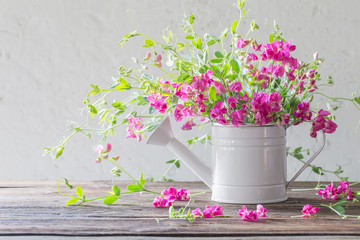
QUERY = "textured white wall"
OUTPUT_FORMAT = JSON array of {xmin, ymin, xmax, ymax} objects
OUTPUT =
[{"xmin": 0, "ymin": 0, "xmax": 359, "ymax": 182}]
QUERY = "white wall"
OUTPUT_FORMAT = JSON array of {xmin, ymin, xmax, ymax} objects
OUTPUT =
[{"xmin": 0, "ymin": 0, "xmax": 359, "ymax": 182}]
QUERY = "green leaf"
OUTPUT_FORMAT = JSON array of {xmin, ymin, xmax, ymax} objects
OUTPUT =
[
  {"xmin": 294, "ymin": 147, "xmax": 302, "ymax": 153},
  {"xmin": 126, "ymin": 184, "xmax": 142, "ymax": 192},
  {"xmin": 103, "ymin": 195, "xmax": 118, "ymax": 205},
  {"xmin": 214, "ymin": 51, "xmax": 224, "ymax": 58},
  {"xmin": 166, "ymin": 159, "xmax": 176, "ymax": 164},
  {"xmin": 112, "ymin": 186, "xmax": 121, "ymax": 196},
  {"xmin": 88, "ymin": 105, "xmax": 97, "ymax": 116},
  {"xmin": 174, "ymin": 160, "xmax": 180, "ymax": 168},
  {"xmin": 76, "ymin": 186, "xmax": 83, "ymax": 197},
  {"xmin": 189, "ymin": 14, "xmax": 195, "ymax": 24},
  {"xmin": 55, "ymin": 147, "xmax": 64, "ymax": 159},
  {"xmin": 210, "ymin": 58, "xmax": 223, "ymax": 63},
  {"xmin": 149, "ymin": 106, "xmax": 155, "ymax": 114},
  {"xmin": 64, "ymin": 178, "xmax": 73, "ymax": 189},
  {"xmin": 231, "ymin": 20, "xmax": 238, "ymax": 34},
  {"xmin": 354, "ymin": 97, "xmax": 360, "ymax": 105},
  {"xmin": 176, "ymin": 43, "xmax": 185, "ymax": 51},
  {"xmin": 140, "ymin": 173, "xmax": 145, "ymax": 187},
  {"xmin": 162, "ymin": 35, "xmax": 170, "ymax": 43},
  {"xmin": 311, "ymin": 166, "xmax": 324, "ymax": 175},
  {"xmin": 185, "ymin": 35, "xmax": 194, "ymax": 40},
  {"xmin": 333, "ymin": 205, "xmax": 345, "ymax": 215},
  {"xmin": 293, "ymin": 153, "xmax": 303, "ymax": 160},
  {"xmin": 197, "ymin": 38, "xmax": 202, "ymax": 49},
  {"xmin": 209, "ymin": 86, "xmax": 216, "ymax": 103},
  {"xmin": 142, "ymin": 39, "xmax": 155, "ymax": 48},
  {"xmin": 90, "ymin": 84, "xmax": 101, "ymax": 95},
  {"xmin": 191, "ymin": 40, "xmax": 199, "ymax": 49},
  {"xmin": 207, "ymin": 39, "xmax": 219, "ymax": 46},
  {"xmin": 66, "ymin": 197, "xmax": 80, "ymax": 205},
  {"xmin": 230, "ymin": 59, "xmax": 240, "ymax": 74},
  {"xmin": 269, "ymin": 33, "xmax": 274, "ymax": 43}
]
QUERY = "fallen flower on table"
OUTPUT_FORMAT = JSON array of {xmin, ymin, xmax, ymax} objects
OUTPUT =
[
  {"xmin": 301, "ymin": 204, "xmax": 319, "ymax": 218},
  {"xmin": 153, "ymin": 186, "xmax": 190, "ymax": 208},
  {"xmin": 238, "ymin": 204, "xmax": 268, "ymax": 222},
  {"xmin": 317, "ymin": 181, "xmax": 356, "ymax": 201},
  {"xmin": 192, "ymin": 205, "xmax": 224, "ymax": 219}
]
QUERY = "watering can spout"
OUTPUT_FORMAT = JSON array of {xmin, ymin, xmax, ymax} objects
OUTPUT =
[{"xmin": 147, "ymin": 117, "xmax": 212, "ymax": 189}]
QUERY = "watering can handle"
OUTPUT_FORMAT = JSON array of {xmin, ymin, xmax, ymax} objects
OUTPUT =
[{"xmin": 286, "ymin": 131, "xmax": 326, "ymax": 188}]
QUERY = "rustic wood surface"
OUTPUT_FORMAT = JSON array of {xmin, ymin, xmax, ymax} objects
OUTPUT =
[{"xmin": 0, "ymin": 181, "xmax": 359, "ymax": 239}]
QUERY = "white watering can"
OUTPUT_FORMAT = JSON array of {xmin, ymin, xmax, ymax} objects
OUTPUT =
[{"xmin": 147, "ymin": 117, "xmax": 325, "ymax": 204}]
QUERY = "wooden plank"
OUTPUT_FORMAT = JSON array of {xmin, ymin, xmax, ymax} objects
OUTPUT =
[{"xmin": 0, "ymin": 181, "xmax": 359, "ymax": 237}]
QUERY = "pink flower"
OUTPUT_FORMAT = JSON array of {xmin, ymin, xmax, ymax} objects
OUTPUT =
[
  {"xmin": 306, "ymin": 69, "xmax": 316, "ymax": 79},
  {"xmin": 181, "ymin": 119, "xmax": 196, "ymax": 130},
  {"xmin": 227, "ymin": 96, "xmax": 238, "ymax": 108},
  {"xmin": 252, "ymin": 43, "xmax": 263, "ymax": 52},
  {"xmin": 238, "ymin": 205, "xmax": 267, "ymax": 222},
  {"xmin": 147, "ymin": 93, "xmax": 168, "ymax": 113},
  {"xmin": 281, "ymin": 113, "xmax": 290, "ymax": 125},
  {"xmin": 152, "ymin": 196, "xmax": 174, "ymax": 208},
  {"xmin": 191, "ymin": 208, "xmax": 203, "ymax": 218},
  {"xmin": 202, "ymin": 205, "xmax": 223, "ymax": 218},
  {"xmin": 238, "ymin": 206, "xmax": 259, "ymax": 222},
  {"xmin": 95, "ymin": 145, "xmax": 105, "ymax": 154},
  {"xmin": 177, "ymin": 188, "xmax": 190, "ymax": 201},
  {"xmin": 237, "ymin": 38, "xmax": 250, "ymax": 48},
  {"xmin": 248, "ymin": 53, "xmax": 258, "ymax": 61},
  {"xmin": 230, "ymin": 109, "xmax": 246, "ymax": 127},
  {"xmin": 323, "ymin": 120, "xmax": 337, "ymax": 134},
  {"xmin": 212, "ymin": 81, "xmax": 227, "ymax": 94},
  {"xmin": 210, "ymin": 101, "xmax": 227, "ymax": 119},
  {"xmin": 301, "ymin": 204, "xmax": 319, "ymax": 218},
  {"xmin": 128, "ymin": 116, "xmax": 144, "ymax": 130},
  {"xmin": 256, "ymin": 204, "xmax": 268, "ymax": 218},
  {"xmin": 161, "ymin": 187, "xmax": 190, "ymax": 201},
  {"xmin": 229, "ymin": 81, "xmax": 242, "ymax": 92}
]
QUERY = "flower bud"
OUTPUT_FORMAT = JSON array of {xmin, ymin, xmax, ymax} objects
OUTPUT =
[
  {"xmin": 113, "ymin": 155, "xmax": 120, "ymax": 161},
  {"xmin": 155, "ymin": 54, "xmax": 162, "ymax": 62},
  {"xmin": 105, "ymin": 143, "xmax": 112, "ymax": 153},
  {"xmin": 144, "ymin": 51, "xmax": 152, "ymax": 60},
  {"xmin": 313, "ymin": 52, "xmax": 318, "ymax": 61},
  {"xmin": 102, "ymin": 154, "xmax": 108, "ymax": 159},
  {"xmin": 111, "ymin": 167, "xmax": 122, "ymax": 177},
  {"xmin": 95, "ymin": 158, "xmax": 102, "ymax": 164}
]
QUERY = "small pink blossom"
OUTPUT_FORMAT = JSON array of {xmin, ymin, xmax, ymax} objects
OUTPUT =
[
  {"xmin": 212, "ymin": 81, "xmax": 227, "ymax": 94},
  {"xmin": 237, "ymin": 38, "xmax": 250, "ymax": 48},
  {"xmin": 301, "ymin": 204, "xmax": 319, "ymax": 218},
  {"xmin": 95, "ymin": 145, "xmax": 105, "ymax": 154},
  {"xmin": 306, "ymin": 69, "xmax": 316, "ymax": 79},
  {"xmin": 147, "ymin": 93, "xmax": 168, "ymax": 113},
  {"xmin": 252, "ymin": 43, "xmax": 263, "ymax": 52},
  {"xmin": 248, "ymin": 53, "xmax": 258, "ymax": 61},
  {"xmin": 238, "ymin": 205, "xmax": 267, "ymax": 222},
  {"xmin": 227, "ymin": 96, "xmax": 238, "ymax": 108},
  {"xmin": 191, "ymin": 208, "xmax": 203, "ymax": 218},
  {"xmin": 152, "ymin": 196, "xmax": 174, "ymax": 208},
  {"xmin": 191, "ymin": 205, "xmax": 223, "ymax": 219},
  {"xmin": 181, "ymin": 119, "xmax": 196, "ymax": 130},
  {"xmin": 229, "ymin": 81, "xmax": 242, "ymax": 92}
]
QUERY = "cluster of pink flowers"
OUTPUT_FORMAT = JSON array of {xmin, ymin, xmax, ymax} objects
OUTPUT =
[
  {"xmin": 126, "ymin": 116, "xmax": 144, "ymax": 142},
  {"xmin": 237, "ymin": 204, "xmax": 268, "ymax": 222},
  {"xmin": 317, "ymin": 181, "xmax": 355, "ymax": 201},
  {"xmin": 310, "ymin": 109, "xmax": 338, "ymax": 138},
  {"xmin": 94, "ymin": 143, "xmax": 119, "ymax": 163},
  {"xmin": 152, "ymin": 187, "xmax": 190, "ymax": 208},
  {"xmin": 301, "ymin": 204, "xmax": 319, "ymax": 218},
  {"xmin": 147, "ymin": 93, "xmax": 168, "ymax": 114},
  {"xmin": 192, "ymin": 205, "xmax": 223, "ymax": 218}
]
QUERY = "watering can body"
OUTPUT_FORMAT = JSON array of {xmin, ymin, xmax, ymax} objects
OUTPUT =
[{"xmin": 147, "ymin": 117, "xmax": 325, "ymax": 204}]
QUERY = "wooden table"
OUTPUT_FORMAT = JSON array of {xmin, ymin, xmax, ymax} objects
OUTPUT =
[{"xmin": 0, "ymin": 181, "xmax": 359, "ymax": 239}]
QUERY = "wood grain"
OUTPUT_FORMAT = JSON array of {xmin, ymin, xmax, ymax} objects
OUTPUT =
[{"xmin": 0, "ymin": 181, "xmax": 359, "ymax": 238}]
